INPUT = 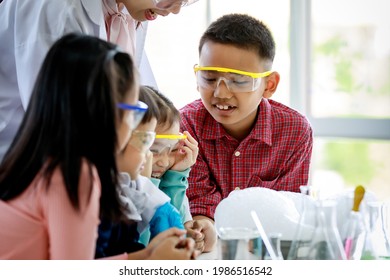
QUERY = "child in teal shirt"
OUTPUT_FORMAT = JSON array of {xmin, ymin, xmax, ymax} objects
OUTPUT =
[
  {"xmin": 143, "ymin": 86, "xmax": 217, "ymax": 253},
  {"xmin": 137, "ymin": 86, "xmax": 198, "ymax": 244}
]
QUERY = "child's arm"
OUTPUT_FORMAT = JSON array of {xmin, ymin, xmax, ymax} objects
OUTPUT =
[{"xmin": 158, "ymin": 168, "xmax": 189, "ymax": 220}]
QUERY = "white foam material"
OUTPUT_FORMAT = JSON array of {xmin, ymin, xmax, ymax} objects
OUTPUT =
[{"xmin": 214, "ymin": 187, "xmax": 378, "ymax": 241}]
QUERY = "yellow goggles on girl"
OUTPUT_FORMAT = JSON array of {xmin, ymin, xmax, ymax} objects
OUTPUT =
[{"xmin": 194, "ymin": 65, "xmax": 272, "ymax": 93}]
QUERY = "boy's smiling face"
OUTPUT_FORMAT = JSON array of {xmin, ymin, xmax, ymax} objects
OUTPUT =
[{"xmin": 198, "ymin": 41, "xmax": 276, "ymax": 139}]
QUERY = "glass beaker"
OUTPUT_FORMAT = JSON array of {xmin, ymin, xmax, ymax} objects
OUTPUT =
[
  {"xmin": 264, "ymin": 233, "xmax": 284, "ymax": 260},
  {"xmin": 306, "ymin": 200, "xmax": 347, "ymax": 260},
  {"xmin": 359, "ymin": 201, "xmax": 387, "ymax": 260},
  {"xmin": 341, "ymin": 210, "xmax": 366, "ymax": 260},
  {"xmin": 287, "ymin": 186, "xmax": 316, "ymax": 260},
  {"xmin": 218, "ymin": 227, "xmax": 262, "ymax": 260}
]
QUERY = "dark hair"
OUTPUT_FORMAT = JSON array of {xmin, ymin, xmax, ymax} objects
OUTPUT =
[
  {"xmin": 142, "ymin": 86, "xmax": 180, "ymax": 130},
  {"xmin": 0, "ymin": 33, "xmax": 137, "ymax": 222},
  {"xmin": 138, "ymin": 86, "xmax": 161, "ymax": 124},
  {"xmin": 199, "ymin": 13, "xmax": 275, "ymax": 69}
]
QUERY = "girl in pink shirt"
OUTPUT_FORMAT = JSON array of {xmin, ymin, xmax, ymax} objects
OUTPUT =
[{"xmin": 0, "ymin": 33, "xmax": 195, "ymax": 260}]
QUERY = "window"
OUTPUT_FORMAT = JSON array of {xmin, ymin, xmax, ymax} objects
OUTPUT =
[
  {"xmin": 306, "ymin": 0, "xmax": 389, "ymax": 201},
  {"xmin": 311, "ymin": 0, "xmax": 390, "ymax": 120}
]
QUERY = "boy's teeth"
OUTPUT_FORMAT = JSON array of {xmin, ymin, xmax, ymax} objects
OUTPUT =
[{"xmin": 216, "ymin": 104, "xmax": 231, "ymax": 110}]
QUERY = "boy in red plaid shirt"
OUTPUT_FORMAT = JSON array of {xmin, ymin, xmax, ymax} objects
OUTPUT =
[{"xmin": 181, "ymin": 14, "xmax": 313, "ymax": 230}]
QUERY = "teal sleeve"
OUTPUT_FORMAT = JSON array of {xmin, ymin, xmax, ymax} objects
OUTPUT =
[{"xmin": 158, "ymin": 169, "xmax": 190, "ymax": 223}]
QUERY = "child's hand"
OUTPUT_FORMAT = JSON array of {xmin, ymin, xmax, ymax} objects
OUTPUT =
[
  {"xmin": 147, "ymin": 227, "xmax": 186, "ymax": 250},
  {"xmin": 140, "ymin": 150, "xmax": 153, "ymax": 178},
  {"xmin": 170, "ymin": 131, "xmax": 198, "ymax": 172},
  {"xmin": 146, "ymin": 228, "xmax": 198, "ymax": 260},
  {"xmin": 185, "ymin": 218, "xmax": 217, "ymax": 253}
]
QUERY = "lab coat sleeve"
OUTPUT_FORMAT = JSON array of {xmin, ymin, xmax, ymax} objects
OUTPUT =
[{"xmin": 14, "ymin": 1, "xmax": 103, "ymax": 109}]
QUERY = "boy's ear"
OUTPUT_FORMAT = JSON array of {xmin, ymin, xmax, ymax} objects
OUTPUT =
[{"xmin": 263, "ymin": 71, "xmax": 280, "ymax": 99}]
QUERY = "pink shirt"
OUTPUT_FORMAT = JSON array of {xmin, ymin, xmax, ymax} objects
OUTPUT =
[
  {"xmin": 103, "ymin": 0, "xmax": 137, "ymax": 56},
  {"xmin": 0, "ymin": 161, "xmax": 127, "ymax": 260}
]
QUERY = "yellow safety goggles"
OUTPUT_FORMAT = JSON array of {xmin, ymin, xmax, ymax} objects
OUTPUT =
[
  {"xmin": 151, "ymin": 134, "xmax": 187, "ymax": 156},
  {"xmin": 194, "ymin": 65, "xmax": 272, "ymax": 93},
  {"xmin": 155, "ymin": 134, "xmax": 187, "ymax": 140}
]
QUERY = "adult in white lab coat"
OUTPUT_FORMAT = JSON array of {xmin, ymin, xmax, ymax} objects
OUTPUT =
[{"xmin": 0, "ymin": 0, "xmax": 190, "ymax": 161}]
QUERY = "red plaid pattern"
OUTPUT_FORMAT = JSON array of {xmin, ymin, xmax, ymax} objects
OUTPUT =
[{"xmin": 180, "ymin": 98, "xmax": 313, "ymax": 219}]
